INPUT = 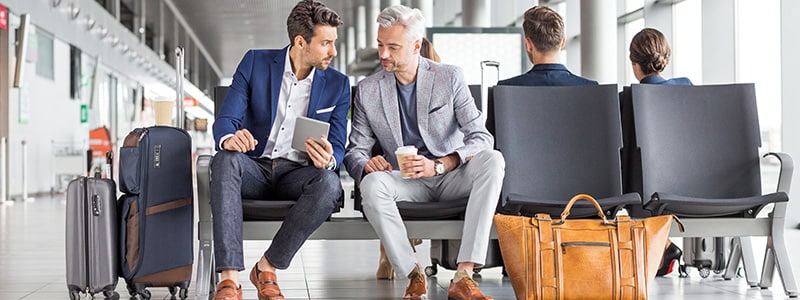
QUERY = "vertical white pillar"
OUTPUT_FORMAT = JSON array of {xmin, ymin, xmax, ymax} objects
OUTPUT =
[
  {"xmin": 412, "ymin": 0, "xmax": 435, "ymax": 27},
  {"xmin": 781, "ymin": 0, "xmax": 800, "ymax": 229},
  {"xmin": 20, "ymin": 140, "xmax": 27, "ymax": 201},
  {"xmin": 366, "ymin": 0, "xmax": 380, "ymax": 48},
  {"xmin": 701, "ymin": 0, "xmax": 736, "ymax": 84},
  {"xmin": 357, "ymin": 5, "xmax": 367, "ymax": 50},
  {"xmin": 0, "ymin": 137, "xmax": 6, "ymax": 204},
  {"xmin": 462, "ymin": 0, "xmax": 491, "ymax": 27},
  {"xmin": 347, "ymin": 26, "xmax": 356, "ymax": 65},
  {"xmin": 580, "ymin": 0, "xmax": 617, "ymax": 83}
]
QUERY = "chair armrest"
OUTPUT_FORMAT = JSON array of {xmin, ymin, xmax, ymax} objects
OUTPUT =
[
  {"xmin": 764, "ymin": 152, "xmax": 793, "ymax": 194},
  {"xmin": 197, "ymin": 155, "xmax": 213, "ymax": 223}
]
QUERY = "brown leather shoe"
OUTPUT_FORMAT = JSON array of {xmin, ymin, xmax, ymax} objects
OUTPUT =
[
  {"xmin": 212, "ymin": 279, "xmax": 242, "ymax": 300},
  {"xmin": 447, "ymin": 277, "xmax": 493, "ymax": 300},
  {"xmin": 376, "ymin": 243, "xmax": 395, "ymax": 280},
  {"xmin": 249, "ymin": 263, "xmax": 285, "ymax": 300},
  {"xmin": 402, "ymin": 265, "xmax": 427, "ymax": 300}
]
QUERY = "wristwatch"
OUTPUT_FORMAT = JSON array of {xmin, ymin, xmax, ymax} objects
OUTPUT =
[{"xmin": 434, "ymin": 159, "xmax": 445, "ymax": 176}]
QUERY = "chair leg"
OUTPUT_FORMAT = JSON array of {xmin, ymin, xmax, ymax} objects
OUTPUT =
[
  {"xmin": 760, "ymin": 226, "xmax": 799, "ymax": 297},
  {"xmin": 195, "ymin": 240, "xmax": 215, "ymax": 300},
  {"xmin": 723, "ymin": 237, "xmax": 741, "ymax": 280},
  {"xmin": 739, "ymin": 237, "xmax": 760, "ymax": 287}
]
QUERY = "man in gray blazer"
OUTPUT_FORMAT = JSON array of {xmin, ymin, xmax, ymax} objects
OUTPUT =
[{"xmin": 344, "ymin": 5, "xmax": 504, "ymax": 300}]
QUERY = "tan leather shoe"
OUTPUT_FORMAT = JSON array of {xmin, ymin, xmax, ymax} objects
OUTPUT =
[
  {"xmin": 447, "ymin": 277, "xmax": 493, "ymax": 300},
  {"xmin": 212, "ymin": 279, "xmax": 242, "ymax": 300},
  {"xmin": 376, "ymin": 243, "xmax": 395, "ymax": 280},
  {"xmin": 249, "ymin": 263, "xmax": 285, "ymax": 300},
  {"xmin": 402, "ymin": 265, "xmax": 427, "ymax": 300}
]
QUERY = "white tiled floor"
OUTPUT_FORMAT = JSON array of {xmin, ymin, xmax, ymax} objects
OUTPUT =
[{"xmin": 1, "ymin": 195, "xmax": 798, "ymax": 299}]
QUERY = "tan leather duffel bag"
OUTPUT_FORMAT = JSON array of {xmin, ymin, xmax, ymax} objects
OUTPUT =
[{"xmin": 494, "ymin": 194, "xmax": 682, "ymax": 300}]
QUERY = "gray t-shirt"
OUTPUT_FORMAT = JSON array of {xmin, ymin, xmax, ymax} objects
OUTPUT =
[{"xmin": 396, "ymin": 81, "xmax": 431, "ymax": 158}]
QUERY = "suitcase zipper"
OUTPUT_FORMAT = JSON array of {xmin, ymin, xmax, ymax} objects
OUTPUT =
[
  {"xmin": 561, "ymin": 242, "xmax": 611, "ymax": 254},
  {"xmin": 82, "ymin": 177, "xmax": 92, "ymax": 293}
]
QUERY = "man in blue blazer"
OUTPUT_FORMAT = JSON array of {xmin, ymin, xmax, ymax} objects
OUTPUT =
[
  {"xmin": 209, "ymin": 1, "xmax": 349, "ymax": 299},
  {"xmin": 498, "ymin": 6, "xmax": 597, "ymax": 87}
]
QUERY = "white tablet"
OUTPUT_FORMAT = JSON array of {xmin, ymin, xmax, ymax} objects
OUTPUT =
[{"xmin": 292, "ymin": 116, "xmax": 330, "ymax": 152}]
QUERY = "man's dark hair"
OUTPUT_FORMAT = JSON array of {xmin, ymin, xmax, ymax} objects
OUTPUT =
[
  {"xmin": 287, "ymin": 0, "xmax": 343, "ymax": 46},
  {"xmin": 522, "ymin": 6, "xmax": 565, "ymax": 53}
]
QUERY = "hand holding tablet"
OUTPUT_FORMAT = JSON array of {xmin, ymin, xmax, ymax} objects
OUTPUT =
[{"xmin": 292, "ymin": 116, "xmax": 330, "ymax": 152}]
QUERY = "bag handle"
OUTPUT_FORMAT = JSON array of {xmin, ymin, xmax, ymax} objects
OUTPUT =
[{"xmin": 559, "ymin": 194, "xmax": 609, "ymax": 224}]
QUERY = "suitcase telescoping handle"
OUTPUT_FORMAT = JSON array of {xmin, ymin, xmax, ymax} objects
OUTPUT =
[
  {"xmin": 175, "ymin": 47, "xmax": 185, "ymax": 130},
  {"xmin": 479, "ymin": 60, "xmax": 500, "ymax": 114}
]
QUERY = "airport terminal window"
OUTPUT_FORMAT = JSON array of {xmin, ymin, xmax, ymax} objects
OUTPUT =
[
  {"xmin": 622, "ymin": 18, "xmax": 644, "ymax": 85},
  {"xmin": 35, "ymin": 30, "xmax": 55, "ymax": 80},
  {"xmin": 120, "ymin": 0, "xmax": 136, "ymax": 33},
  {"xmin": 672, "ymin": 0, "xmax": 702, "ymax": 84},
  {"xmin": 737, "ymin": 0, "xmax": 781, "ymax": 151}
]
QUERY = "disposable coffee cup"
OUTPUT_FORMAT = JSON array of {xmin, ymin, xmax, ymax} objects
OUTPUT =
[
  {"xmin": 395, "ymin": 146, "xmax": 418, "ymax": 179},
  {"xmin": 153, "ymin": 97, "xmax": 174, "ymax": 126}
]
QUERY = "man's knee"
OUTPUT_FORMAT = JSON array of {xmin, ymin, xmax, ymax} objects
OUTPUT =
[
  {"xmin": 210, "ymin": 150, "xmax": 248, "ymax": 174},
  {"xmin": 359, "ymin": 172, "xmax": 394, "ymax": 209},
  {"xmin": 472, "ymin": 150, "xmax": 505, "ymax": 176},
  {"xmin": 311, "ymin": 170, "xmax": 342, "ymax": 208}
]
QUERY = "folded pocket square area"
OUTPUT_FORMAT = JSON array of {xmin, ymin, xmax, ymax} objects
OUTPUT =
[{"xmin": 315, "ymin": 106, "xmax": 335, "ymax": 114}]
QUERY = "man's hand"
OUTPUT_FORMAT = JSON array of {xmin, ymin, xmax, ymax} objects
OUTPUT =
[
  {"xmin": 400, "ymin": 155, "xmax": 436, "ymax": 179},
  {"xmin": 364, "ymin": 155, "xmax": 392, "ymax": 174},
  {"xmin": 222, "ymin": 129, "xmax": 258, "ymax": 152},
  {"xmin": 306, "ymin": 136, "xmax": 334, "ymax": 169}
]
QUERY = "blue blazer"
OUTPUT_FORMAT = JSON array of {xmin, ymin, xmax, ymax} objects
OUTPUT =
[
  {"xmin": 497, "ymin": 63, "xmax": 598, "ymax": 86},
  {"xmin": 640, "ymin": 75, "xmax": 693, "ymax": 86},
  {"xmin": 212, "ymin": 47, "xmax": 351, "ymax": 168}
]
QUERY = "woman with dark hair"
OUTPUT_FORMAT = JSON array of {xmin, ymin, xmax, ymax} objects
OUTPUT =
[
  {"xmin": 629, "ymin": 28, "xmax": 692, "ymax": 85},
  {"xmin": 628, "ymin": 27, "xmax": 690, "ymax": 278}
]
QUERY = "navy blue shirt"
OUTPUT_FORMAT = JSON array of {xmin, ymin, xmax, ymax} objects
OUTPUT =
[
  {"xmin": 396, "ymin": 81, "xmax": 431, "ymax": 158},
  {"xmin": 640, "ymin": 75, "xmax": 693, "ymax": 86},
  {"xmin": 498, "ymin": 63, "xmax": 598, "ymax": 86}
]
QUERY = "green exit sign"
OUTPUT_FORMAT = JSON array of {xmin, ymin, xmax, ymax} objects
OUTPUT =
[{"xmin": 80, "ymin": 104, "xmax": 88, "ymax": 123}]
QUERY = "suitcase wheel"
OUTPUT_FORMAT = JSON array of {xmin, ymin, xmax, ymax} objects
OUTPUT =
[
  {"xmin": 69, "ymin": 290, "xmax": 80, "ymax": 300},
  {"xmin": 698, "ymin": 267, "xmax": 711, "ymax": 278},
  {"xmin": 169, "ymin": 286, "xmax": 177, "ymax": 296},
  {"xmin": 425, "ymin": 264, "xmax": 438, "ymax": 276},
  {"xmin": 137, "ymin": 289, "xmax": 151, "ymax": 300},
  {"xmin": 103, "ymin": 289, "xmax": 120, "ymax": 300}
]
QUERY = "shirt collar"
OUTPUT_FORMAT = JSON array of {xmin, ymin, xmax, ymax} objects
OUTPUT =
[
  {"xmin": 284, "ymin": 46, "xmax": 315, "ymax": 83},
  {"xmin": 640, "ymin": 75, "xmax": 667, "ymax": 84},
  {"xmin": 530, "ymin": 63, "xmax": 569, "ymax": 72}
]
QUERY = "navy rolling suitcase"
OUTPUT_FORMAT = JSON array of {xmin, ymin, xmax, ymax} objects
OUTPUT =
[
  {"xmin": 65, "ymin": 171, "xmax": 120, "ymax": 300},
  {"xmin": 119, "ymin": 126, "xmax": 193, "ymax": 299}
]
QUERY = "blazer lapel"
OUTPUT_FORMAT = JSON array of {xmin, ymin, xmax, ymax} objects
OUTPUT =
[
  {"xmin": 308, "ymin": 69, "xmax": 326, "ymax": 117},
  {"xmin": 269, "ymin": 47, "xmax": 288, "ymax": 122},
  {"xmin": 379, "ymin": 72, "xmax": 403, "ymax": 147},
  {"xmin": 416, "ymin": 58, "xmax": 433, "ymax": 137}
]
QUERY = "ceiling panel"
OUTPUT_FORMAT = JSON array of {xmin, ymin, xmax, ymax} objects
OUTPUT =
[{"xmin": 169, "ymin": 0, "xmax": 357, "ymax": 77}]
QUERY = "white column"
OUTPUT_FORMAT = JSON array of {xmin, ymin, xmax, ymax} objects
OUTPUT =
[
  {"xmin": 347, "ymin": 26, "xmax": 356, "ymax": 65},
  {"xmin": 366, "ymin": 0, "xmax": 380, "ymax": 48},
  {"xmin": 580, "ymin": 0, "xmax": 617, "ymax": 83},
  {"xmin": 701, "ymin": 0, "xmax": 735, "ymax": 83},
  {"xmin": 462, "ymin": 0, "xmax": 491, "ymax": 27},
  {"xmin": 781, "ymin": 0, "xmax": 800, "ymax": 229},
  {"xmin": 412, "ymin": 0, "xmax": 434, "ymax": 27},
  {"xmin": 356, "ymin": 5, "xmax": 367, "ymax": 50}
]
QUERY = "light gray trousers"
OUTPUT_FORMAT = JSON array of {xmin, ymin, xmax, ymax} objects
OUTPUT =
[{"xmin": 359, "ymin": 149, "xmax": 505, "ymax": 277}]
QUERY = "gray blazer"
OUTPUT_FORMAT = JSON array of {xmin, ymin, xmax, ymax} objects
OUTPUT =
[{"xmin": 344, "ymin": 58, "xmax": 494, "ymax": 184}]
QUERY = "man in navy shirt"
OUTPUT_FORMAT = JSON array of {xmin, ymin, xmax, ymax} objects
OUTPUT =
[{"xmin": 498, "ymin": 6, "xmax": 596, "ymax": 86}]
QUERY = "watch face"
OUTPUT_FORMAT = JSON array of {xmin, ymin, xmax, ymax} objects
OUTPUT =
[{"xmin": 435, "ymin": 161, "xmax": 445, "ymax": 174}]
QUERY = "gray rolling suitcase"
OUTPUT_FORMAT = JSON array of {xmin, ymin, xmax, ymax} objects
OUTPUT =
[
  {"xmin": 65, "ymin": 171, "xmax": 120, "ymax": 300},
  {"xmin": 681, "ymin": 237, "xmax": 731, "ymax": 278}
]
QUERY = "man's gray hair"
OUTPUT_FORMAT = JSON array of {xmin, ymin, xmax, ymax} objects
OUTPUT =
[{"xmin": 376, "ymin": 5, "xmax": 425, "ymax": 42}]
